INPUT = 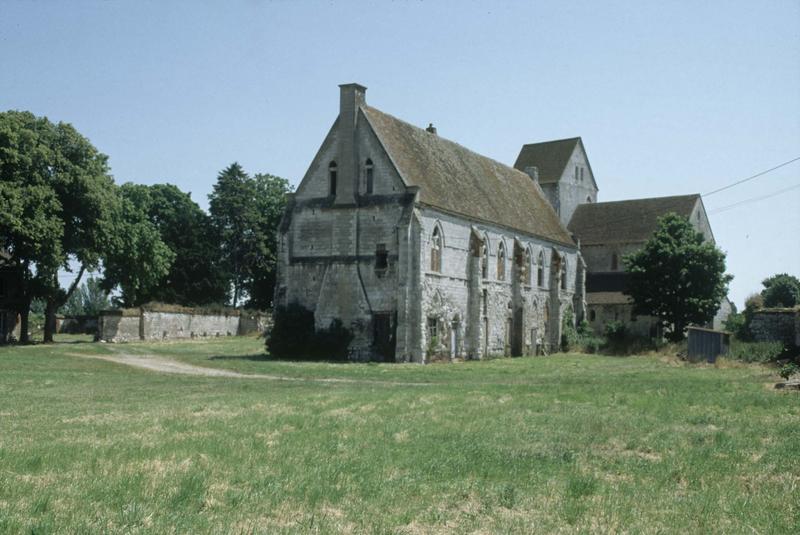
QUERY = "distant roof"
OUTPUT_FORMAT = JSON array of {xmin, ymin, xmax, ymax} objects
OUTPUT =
[
  {"xmin": 586, "ymin": 292, "xmax": 631, "ymax": 305},
  {"xmin": 362, "ymin": 106, "xmax": 575, "ymax": 246},
  {"xmin": 513, "ymin": 137, "xmax": 581, "ymax": 184},
  {"xmin": 569, "ymin": 194, "xmax": 700, "ymax": 245}
]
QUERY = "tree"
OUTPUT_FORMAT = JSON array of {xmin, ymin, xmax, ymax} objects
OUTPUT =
[
  {"xmin": 115, "ymin": 183, "xmax": 228, "ymax": 306},
  {"xmin": 208, "ymin": 163, "xmax": 291, "ymax": 308},
  {"xmin": 624, "ymin": 213, "xmax": 732, "ymax": 342},
  {"xmin": 60, "ymin": 276, "xmax": 110, "ymax": 316},
  {"xmin": 0, "ymin": 111, "xmax": 116, "ymax": 342},
  {"xmin": 760, "ymin": 273, "xmax": 800, "ymax": 308},
  {"xmin": 99, "ymin": 194, "xmax": 174, "ymax": 308},
  {"xmin": 247, "ymin": 172, "xmax": 292, "ymax": 309}
]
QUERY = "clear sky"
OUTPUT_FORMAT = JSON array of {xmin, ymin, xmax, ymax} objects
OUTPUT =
[{"xmin": 2, "ymin": 0, "xmax": 799, "ymax": 308}]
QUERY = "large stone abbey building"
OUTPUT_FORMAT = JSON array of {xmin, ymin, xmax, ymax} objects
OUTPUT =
[{"xmin": 275, "ymin": 83, "xmax": 727, "ymax": 362}]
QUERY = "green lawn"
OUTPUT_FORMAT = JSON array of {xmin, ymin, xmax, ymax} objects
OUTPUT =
[{"xmin": 0, "ymin": 337, "xmax": 798, "ymax": 534}]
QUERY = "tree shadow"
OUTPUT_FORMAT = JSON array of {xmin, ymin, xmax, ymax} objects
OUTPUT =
[{"xmin": 208, "ymin": 353, "xmax": 353, "ymax": 364}]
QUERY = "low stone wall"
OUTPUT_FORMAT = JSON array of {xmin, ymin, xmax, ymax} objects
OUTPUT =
[
  {"xmin": 98, "ymin": 311, "xmax": 142, "ymax": 343},
  {"xmin": 750, "ymin": 308, "xmax": 799, "ymax": 347},
  {"xmin": 99, "ymin": 305, "xmax": 270, "ymax": 343}
]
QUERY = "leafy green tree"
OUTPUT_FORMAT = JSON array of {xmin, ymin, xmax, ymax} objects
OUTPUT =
[
  {"xmin": 208, "ymin": 163, "xmax": 291, "ymax": 308},
  {"xmin": 99, "ymin": 195, "xmax": 174, "ymax": 308},
  {"xmin": 247, "ymin": 172, "xmax": 292, "ymax": 309},
  {"xmin": 760, "ymin": 273, "xmax": 800, "ymax": 308},
  {"xmin": 624, "ymin": 213, "xmax": 733, "ymax": 342},
  {"xmin": 117, "ymin": 183, "xmax": 228, "ymax": 306},
  {"xmin": 60, "ymin": 276, "xmax": 110, "ymax": 316},
  {"xmin": 0, "ymin": 110, "xmax": 117, "ymax": 342}
]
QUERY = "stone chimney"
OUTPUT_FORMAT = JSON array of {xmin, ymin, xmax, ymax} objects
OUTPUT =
[
  {"xmin": 426, "ymin": 123, "xmax": 437, "ymax": 135},
  {"xmin": 336, "ymin": 83, "xmax": 367, "ymax": 205},
  {"xmin": 524, "ymin": 166, "xmax": 539, "ymax": 183}
]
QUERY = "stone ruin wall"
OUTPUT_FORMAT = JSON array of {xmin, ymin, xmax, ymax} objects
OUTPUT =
[
  {"xmin": 99, "ymin": 308, "xmax": 269, "ymax": 343},
  {"xmin": 749, "ymin": 309, "xmax": 799, "ymax": 347}
]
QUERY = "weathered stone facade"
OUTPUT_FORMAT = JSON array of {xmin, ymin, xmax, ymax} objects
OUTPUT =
[
  {"xmin": 98, "ymin": 306, "xmax": 268, "ymax": 343},
  {"xmin": 276, "ymin": 84, "xmax": 581, "ymax": 363},
  {"xmin": 749, "ymin": 308, "xmax": 800, "ymax": 347}
]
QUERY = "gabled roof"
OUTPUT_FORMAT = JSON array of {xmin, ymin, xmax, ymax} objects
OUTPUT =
[
  {"xmin": 361, "ymin": 106, "xmax": 575, "ymax": 246},
  {"xmin": 568, "ymin": 194, "xmax": 700, "ymax": 245},
  {"xmin": 513, "ymin": 137, "xmax": 581, "ymax": 184}
]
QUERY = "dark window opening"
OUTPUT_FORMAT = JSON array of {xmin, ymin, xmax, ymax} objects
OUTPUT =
[
  {"xmin": 482, "ymin": 289, "xmax": 488, "ymax": 316},
  {"xmin": 537, "ymin": 252, "xmax": 545, "ymax": 287},
  {"xmin": 589, "ymin": 309, "xmax": 596, "ymax": 322},
  {"xmin": 431, "ymin": 227, "xmax": 442, "ymax": 272},
  {"xmin": 365, "ymin": 159, "xmax": 374, "ymax": 194},
  {"xmin": 329, "ymin": 161, "xmax": 337, "ymax": 195},
  {"xmin": 560, "ymin": 261, "xmax": 567, "ymax": 291},
  {"xmin": 428, "ymin": 317, "xmax": 438, "ymax": 341},
  {"xmin": 611, "ymin": 253, "xmax": 618, "ymax": 271},
  {"xmin": 481, "ymin": 242, "xmax": 489, "ymax": 279},
  {"xmin": 497, "ymin": 243, "xmax": 506, "ymax": 281},
  {"xmin": 375, "ymin": 243, "xmax": 388, "ymax": 271},
  {"xmin": 524, "ymin": 249, "xmax": 532, "ymax": 285}
]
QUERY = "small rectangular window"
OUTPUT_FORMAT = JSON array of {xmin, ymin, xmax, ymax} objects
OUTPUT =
[
  {"xmin": 428, "ymin": 317, "xmax": 438, "ymax": 340},
  {"xmin": 375, "ymin": 244, "xmax": 388, "ymax": 270},
  {"xmin": 482, "ymin": 289, "xmax": 488, "ymax": 316},
  {"xmin": 330, "ymin": 171, "xmax": 337, "ymax": 195}
]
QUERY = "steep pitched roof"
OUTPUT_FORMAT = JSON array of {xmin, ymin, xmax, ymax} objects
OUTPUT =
[
  {"xmin": 361, "ymin": 106, "xmax": 574, "ymax": 246},
  {"xmin": 568, "ymin": 194, "xmax": 700, "ymax": 245},
  {"xmin": 513, "ymin": 137, "xmax": 581, "ymax": 184}
]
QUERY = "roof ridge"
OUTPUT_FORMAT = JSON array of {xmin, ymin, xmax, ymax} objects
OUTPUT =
[
  {"xmin": 363, "ymin": 104, "xmax": 531, "ymax": 181},
  {"xmin": 520, "ymin": 136, "xmax": 581, "ymax": 147},
  {"xmin": 579, "ymin": 193, "xmax": 700, "ymax": 208}
]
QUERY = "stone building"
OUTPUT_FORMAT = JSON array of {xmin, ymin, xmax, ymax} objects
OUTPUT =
[
  {"xmin": 275, "ymin": 84, "xmax": 583, "ymax": 363},
  {"xmin": 513, "ymin": 137, "xmax": 729, "ymax": 335}
]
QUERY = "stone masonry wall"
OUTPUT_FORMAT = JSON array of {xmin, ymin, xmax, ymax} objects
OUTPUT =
[
  {"xmin": 99, "ymin": 309, "xmax": 266, "ymax": 343},
  {"xmin": 99, "ymin": 313, "xmax": 141, "ymax": 343},
  {"xmin": 418, "ymin": 208, "xmax": 580, "ymax": 360},
  {"xmin": 750, "ymin": 309, "xmax": 799, "ymax": 346}
]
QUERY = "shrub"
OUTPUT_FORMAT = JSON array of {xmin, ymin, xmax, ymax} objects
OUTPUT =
[
  {"xmin": 266, "ymin": 303, "xmax": 353, "ymax": 360},
  {"xmin": 726, "ymin": 339, "xmax": 786, "ymax": 363},
  {"xmin": 603, "ymin": 321, "xmax": 628, "ymax": 344},
  {"xmin": 779, "ymin": 362, "xmax": 800, "ymax": 381}
]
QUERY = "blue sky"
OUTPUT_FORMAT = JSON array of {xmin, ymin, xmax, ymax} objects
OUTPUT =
[{"xmin": 2, "ymin": 0, "xmax": 799, "ymax": 308}]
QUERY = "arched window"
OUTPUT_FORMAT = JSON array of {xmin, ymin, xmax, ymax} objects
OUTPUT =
[
  {"xmin": 524, "ymin": 248, "xmax": 532, "ymax": 285},
  {"xmin": 611, "ymin": 253, "xmax": 618, "ymax": 271},
  {"xmin": 497, "ymin": 242, "xmax": 506, "ymax": 281},
  {"xmin": 586, "ymin": 196, "xmax": 592, "ymax": 203},
  {"xmin": 481, "ymin": 238, "xmax": 489, "ymax": 279},
  {"xmin": 365, "ymin": 158, "xmax": 374, "ymax": 194},
  {"xmin": 537, "ymin": 251, "xmax": 545, "ymax": 287},
  {"xmin": 561, "ymin": 259, "xmax": 568, "ymax": 291},
  {"xmin": 328, "ymin": 161, "xmax": 337, "ymax": 195},
  {"xmin": 430, "ymin": 226, "xmax": 442, "ymax": 272}
]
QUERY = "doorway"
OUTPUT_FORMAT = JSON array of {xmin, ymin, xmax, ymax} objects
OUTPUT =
[{"xmin": 372, "ymin": 313, "xmax": 396, "ymax": 362}]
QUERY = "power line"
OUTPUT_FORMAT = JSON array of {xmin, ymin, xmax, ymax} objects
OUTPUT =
[
  {"xmin": 707, "ymin": 182, "xmax": 800, "ymax": 215},
  {"xmin": 703, "ymin": 156, "xmax": 800, "ymax": 197}
]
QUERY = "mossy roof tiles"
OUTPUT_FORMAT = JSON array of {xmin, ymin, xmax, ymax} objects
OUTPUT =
[
  {"xmin": 362, "ymin": 106, "xmax": 575, "ymax": 246},
  {"xmin": 568, "ymin": 194, "xmax": 700, "ymax": 246}
]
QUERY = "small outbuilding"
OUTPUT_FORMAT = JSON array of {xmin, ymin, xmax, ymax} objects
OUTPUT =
[{"xmin": 687, "ymin": 327, "xmax": 730, "ymax": 363}]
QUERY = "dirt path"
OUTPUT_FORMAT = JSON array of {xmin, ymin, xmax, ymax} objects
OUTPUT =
[{"xmin": 69, "ymin": 351, "xmax": 433, "ymax": 387}]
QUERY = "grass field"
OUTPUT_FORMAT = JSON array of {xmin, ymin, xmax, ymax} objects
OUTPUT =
[{"xmin": 0, "ymin": 336, "xmax": 798, "ymax": 534}]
